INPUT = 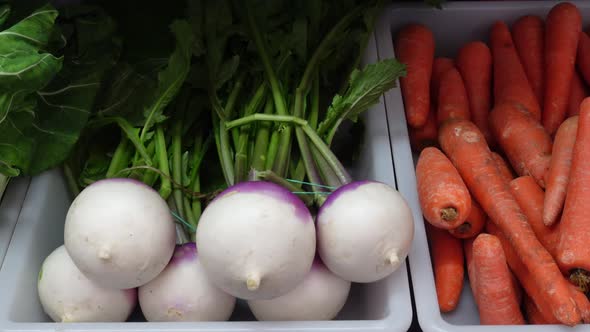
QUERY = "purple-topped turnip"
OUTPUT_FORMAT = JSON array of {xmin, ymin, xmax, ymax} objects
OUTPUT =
[
  {"xmin": 64, "ymin": 178, "xmax": 177, "ymax": 289},
  {"xmin": 138, "ymin": 243, "xmax": 236, "ymax": 321},
  {"xmin": 317, "ymin": 181, "xmax": 414, "ymax": 283},
  {"xmin": 196, "ymin": 181, "xmax": 316, "ymax": 300},
  {"xmin": 247, "ymin": 257, "xmax": 350, "ymax": 321},
  {"xmin": 37, "ymin": 245, "xmax": 137, "ymax": 322}
]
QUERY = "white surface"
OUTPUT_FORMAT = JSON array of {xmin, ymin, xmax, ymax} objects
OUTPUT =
[
  {"xmin": 374, "ymin": 1, "xmax": 590, "ymax": 331},
  {"xmin": 0, "ymin": 32, "xmax": 413, "ymax": 332},
  {"xmin": 0, "ymin": 176, "xmax": 30, "ymax": 271}
]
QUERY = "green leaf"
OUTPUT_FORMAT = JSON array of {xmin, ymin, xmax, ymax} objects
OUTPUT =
[
  {"xmin": 317, "ymin": 58, "xmax": 406, "ymax": 144},
  {"xmin": 140, "ymin": 19, "xmax": 194, "ymax": 141}
]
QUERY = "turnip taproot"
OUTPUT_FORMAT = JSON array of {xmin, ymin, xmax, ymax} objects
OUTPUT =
[
  {"xmin": 196, "ymin": 181, "xmax": 316, "ymax": 300},
  {"xmin": 138, "ymin": 243, "xmax": 236, "ymax": 321},
  {"xmin": 317, "ymin": 181, "xmax": 414, "ymax": 283},
  {"xmin": 247, "ymin": 257, "xmax": 351, "ymax": 321},
  {"xmin": 37, "ymin": 245, "xmax": 137, "ymax": 322},
  {"xmin": 64, "ymin": 178, "xmax": 176, "ymax": 289}
]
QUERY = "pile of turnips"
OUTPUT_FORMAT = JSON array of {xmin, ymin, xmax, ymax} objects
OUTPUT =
[{"xmin": 37, "ymin": 177, "xmax": 414, "ymax": 322}]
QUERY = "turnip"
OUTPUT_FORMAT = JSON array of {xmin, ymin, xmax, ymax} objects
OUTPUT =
[
  {"xmin": 37, "ymin": 245, "xmax": 137, "ymax": 322},
  {"xmin": 196, "ymin": 181, "xmax": 316, "ymax": 300},
  {"xmin": 247, "ymin": 257, "xmax": 350, "ymax": 321},
  {"xmin": 64, "ymin": 178, "xmax": 177, "ymax": 289},
  {"xmin": 317, "ymin": 180, "xmax": 414, "ymax": 283},
  {"xmin": 138, "ymin": 242, "xmax": 236, "ymax": 321}
]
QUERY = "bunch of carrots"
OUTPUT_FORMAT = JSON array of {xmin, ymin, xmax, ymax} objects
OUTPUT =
[{"xmin": 396, "ymin": 2, "xmax": 590, "ymax": 326}]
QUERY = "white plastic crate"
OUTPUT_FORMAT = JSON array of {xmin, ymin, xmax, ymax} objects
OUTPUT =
[
  {"xmin": 0, "ymin": 32, "xmax": 414, "ymax": 332},
  {"xmin": 0, "ymin": 177, "xmax": 30, "ymax": 270},
  {"xmin": 375, "ymin": 1, "xmax": 590, "ymax": 331}
]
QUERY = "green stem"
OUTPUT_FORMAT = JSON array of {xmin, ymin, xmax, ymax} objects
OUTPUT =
[
  {"xmin": 90, "ymin": 117, "xmax": 153, "ymax": 166},
  {"xmin": 183, "ymin": 195, "xmax": 197, "ymax": 240},
  {"xmin": 171, "ymin": 121, "xmax": 184, "ymax": 220},
  {"xmin": 215, "ymin": 116, "xmax": 235, "ymax": 187},
  {"xmin": 235, "ymin": 83, "xmax": 267, "ymax": 183},
  {"xmin": 226, "ymin": 114, "xmax": 351, "ymax": 185},
  {"xmin": 312, "ymin": 145, "xmax": 341, "ymax": 188},
  {"xmin": 265, "ymin": 130, "xmax": 280, "ymax": 171},
  {"xmin": 155, "ymin": 126, "xmax": 172, "ymax": 200},
  {"xmin": 252, "ymin": 170, "xmax": 313, "ymax": 206},
  {"xmin": 140, "ymin": 140, "xmax": 158, "ymax": 185},
  {"xmin": 62, "ymin": 165, "xmax": 80, "ymax": 197},
  {"xmin": 191, "ymin": 174, "xmax": 202, "ymax": 224},
  {"xmin": 309, "ymin": 72, "xmax": 320, "ymax": 130},
  {"xmin": 106, "ymin": 136, "xmax": 130, "ymax": 178},
  {"xmin": 251, "ymin": 98, "xmax": 274, "ymax": 171}
]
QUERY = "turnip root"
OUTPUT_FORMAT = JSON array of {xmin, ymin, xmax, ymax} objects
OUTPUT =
[
  {"xmin": 196, "ymin": 181, "xmax": 316, "ymax": 300},
  {"xmin": 247, "ymin": 257, "xmax": 351, "ymax": 321},
  {"xmin": 138, "ymin": 243, "xmax": 236, "ymax": 321},
  {"xmin": 317, "ymin": 181, "xmax": 414, "ymax": 283},
  {"xmin": 37, "ymin": 245, "xmax": 137, "ymax": 322},
  {"xmin": 64, "ymin": 178, "xmax": 176, "ymax": 289}
]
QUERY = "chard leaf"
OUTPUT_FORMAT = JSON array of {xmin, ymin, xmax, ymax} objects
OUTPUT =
[
  {"xmin": 317, "ymin": 59, "xmax": 406, "ymax": 144},
  {"xmin": 140, "ymin": 19, "xmax": 194, "ymax": 141}
]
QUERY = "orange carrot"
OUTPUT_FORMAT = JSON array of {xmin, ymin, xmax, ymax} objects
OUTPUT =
[
  {"xmin": 471, "ymin": 233, "xmax": 525, "ymax": 325},
  {"xmin": 416, "ymin": 147, "xmax": 472, "ymax": 229},
  {"xmin": 543, "ymin": 116, "xmax": 578, "ymax": 226},
  {"xmin": 543, "ymin": 2, "xmax": 582, "ymax": 135},
  {"xmin": 490, "ymin": 21, "xmax": 541, "ymax": 121},
  {"xmin": 486, "ymin": 222, "xmax": 574, "ymax": 325},
  {"xmin": 489, "ymin": 103, "xmax": 552, "ymax": 188},
  {"xmin": 525, "ymin": 295, "xmax": 559, "ymax": 324},
  {"xmin": 556, "ymin": 97, "xmax": 590, "ymax": 292},
  {"xmin": 464, "ymin": 237, "xmax": 478, "ymax": 296},
  {"xmin": 510, "ymin": 176, "xmax": 559, "ymax": 255},
  {"xmin": 491, "ymin": 152, "xmax": 514, "ymax": 184},
  {"xmin": 449, "ymin": 199, "xmax": 486, "ymax": 239},
  {"xmin": 426, "ymin": 223, "xmax": 464, "ymax": 313},
  {"xmin": 512, "ymin": 15, "xmax": 545, "ymax": 106},
  {"xmin": 567, "ymin": 71, "xmax": 588, "ymax": 117},
  {"xmin": 409, "ymin": 106, "xmax": 438, "ymax": 153},
  {"xmin": 439, "ymin": 118, "xmax": 580, "ymax": 326},
  {"xmin": 395, "ymin": 24, "xmax": 435, "ymax": 128},
  {"xmin": 577, "ymin": 31, "xmax": 590, "ymax": 87},
  {"xmin": 431, "ymin": 57, "xmax": 455, "ymax": 104},
  {"xmin": 569, "ymin": 283, "xmax": 590, "ymax": 323},
  {"xmin": 456, "ymin": 41, "xmax": 493, "ymax": 146},
  {"xmin": 437, "ymin": 67, "xmax": 471, "ymax": 125}
]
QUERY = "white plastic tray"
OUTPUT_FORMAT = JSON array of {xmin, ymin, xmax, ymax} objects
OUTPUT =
[
  {"xmin": 0, "ymin": 177, "xmax": 30, "ymax": 270},
  {"xmin": 0, "ymin": 32, "xmax": 414, "ymax": 332},
  {"xmin": 375, "ymin": 1, "xmax": 590, "ymax": 331}
]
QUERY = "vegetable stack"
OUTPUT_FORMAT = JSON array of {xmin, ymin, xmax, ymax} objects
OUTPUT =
[{"xmin": 399, "ymin": 1, "xmax": 590, "ymax": 326}]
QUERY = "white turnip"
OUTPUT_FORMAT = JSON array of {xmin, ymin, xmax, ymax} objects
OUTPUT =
[
  {"xmin": 37, "ymin": 245, "xmax": 137, "ymax": 322},
  {"xmin": 138, "ymin": 242, "xmax": 236, "ymax": 321},
  {"xmin": 196, "ymin": 181, "xmax": 316, "ymax": 300},
  {"xmin": 247, "ymin": 257, "xmax": 350, "ymax": 321},
  {"xmin": 317, "ymin": 181, "xmax": 414, "ymax": 283},
  {"xmin": 64, "ymin": 178, "xmax": 177, "ymax": 289}
]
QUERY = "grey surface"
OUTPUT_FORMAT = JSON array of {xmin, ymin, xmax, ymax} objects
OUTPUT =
[
  {"xmin": 0, "ymin": 33, "xmax": 414, "ymax": 332},
  {"xmin": 375, "ymin": 1, "xmax": 590, "ymax": 331},
  {"xmin": 0, "ymin": 177, "xmax": 30, "ymax": 271}
]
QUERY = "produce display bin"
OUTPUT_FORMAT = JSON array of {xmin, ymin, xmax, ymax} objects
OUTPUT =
[
  {"xmin": 0, "ymin": 177, "xmax": 30, "ymax": 270},
  {"xmin": 375, "ymin": 1, "xmax": 590, "ymax": 331},
  {"xmin": 0, "ymin": 32, "xmax": 414, "ymax": 332}
]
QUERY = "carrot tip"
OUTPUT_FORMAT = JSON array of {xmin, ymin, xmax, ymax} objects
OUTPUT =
[
  {"xmin": 570, "ymin": 269, "xmax": 590, "ymax": 293},
  {"xmin": 441, "ymin": 207, "xmax": 458, "ymax": 221}
]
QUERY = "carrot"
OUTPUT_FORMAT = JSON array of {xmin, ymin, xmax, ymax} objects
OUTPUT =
[
  {"xmin": 511, "ymin": 15, "xmax": 545, "ymax": 106},
  {"xmin": 456, "ymin": 41, "xmax": 493, "ymax": 146},
  {"xmin": 448, "ymin": 199, "xmax": 486, "ymax": 239},
  {"xmin": 568, "ymin": 283, "xmax": 590, "ymax": 323},
  {"xmin": 470, "ymin": 233, "xmax": 525, "ymax": 325},
  {"xmin": 509, "ymin": 176, "xmax": 558, "ymax": 255},
  {"xmin": 556, "ymin": 97, "xmax": 590, "ymax": 293},
  {"xmin": 416, "ymin": 147, "xmax": 472, "ymax": 229},
  {"xmin": 431, "ymin": 57, "xmax": 455, "ymax": 104},
  {"xmin": 486, "ymin": 222, "xmax": 575, "ymax": 325},
  {"xmin": 395, "ymin": 24, "xmax": 435, "ymax": 128},
  {"xmin": 543, "ymin": 2, "xmax": 582, "ymax": 135},
  {"xmin": 576, "ymin": 31, "xmax": 590, "ymax": 88},
  {"xmin": 426, "ymin": 223, "xmax": 464, "ymax": 313},
  {"xmin": 543, "ymin": 116, "xmax": 578, "ymax": 227},
  {"xmin": 490, "ymin": 21, "xmax": 541, "ymax": 121},
  {"xmin": 439, "ymin": 118, "xmax": 580, "ymax": 326},
  {"xmin": 567, "ymin": 71, "xmax": 588, "ymax": 117},
  {"xmin": 489, "ymin": 103, "xmax": 552, "ymax": 188},
  {"xmin": 524, "ymin": 295, "xmax": 559, "ymax": 324},
  {"xmin": 409, "ymin": 106, "xmax": 438, "ymax": 152},
  {"xmin": 464, "ymin": 237, "xmax": 477, "ymax": 297},
  {"xmin": 437, "ymin": 67, "xmax": 471, "ymax": 125},
  {"xmin": 491, "ymin": 152, "xmax": 514, "ymax": 184}
]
